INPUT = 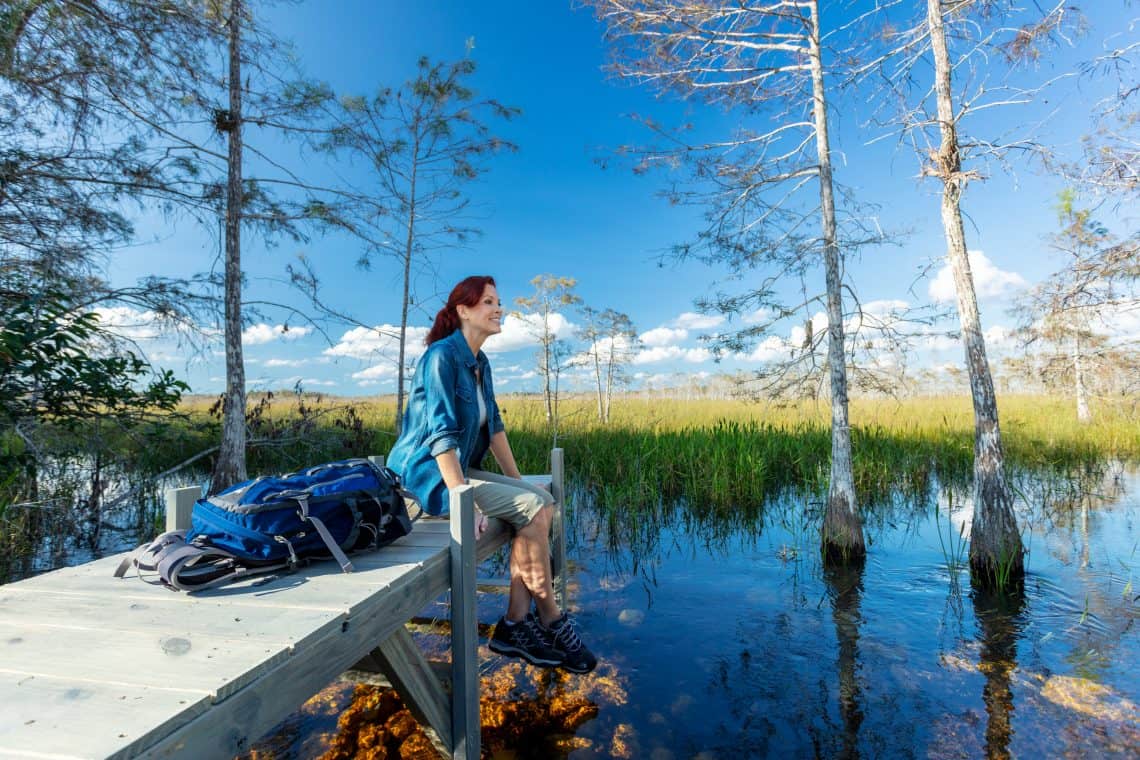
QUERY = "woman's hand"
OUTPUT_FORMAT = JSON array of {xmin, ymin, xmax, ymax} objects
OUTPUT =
[{"xmin": 474, "ymin": 508, "xmax": 489, "ymax": 540}]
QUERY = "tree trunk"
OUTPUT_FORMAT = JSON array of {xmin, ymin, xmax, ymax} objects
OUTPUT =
[
  {"xmin": 211, "ymin": 0, "xmax": 247, "ymax": 494},
  {"xmin": 809, "ymin": 0, "xmax": 864, "ymax": 564},
  {"xmin": 396, "ymin": 208, "xmax": 416, "ymax": 435},
  {"xmin": 542, "ymin": 321, "xmax": 553, "ymax": 422},
  {"xmin": 1073, "ymin": 332, "xmax": 1091, "ymax": 423},
  {"xmin": 593, "ymin": 348, "xmax": 604, "ymax": 421},
  {"xmin": 604, "ymin": 348, "xmax": 614, "ymax": 424},
  {"xmin": 927, "ymin": 0, "xmax": 1023, "ymax": 587}
]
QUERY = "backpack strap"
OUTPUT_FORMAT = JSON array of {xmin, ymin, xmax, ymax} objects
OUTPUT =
[
  {"xmin": 295, "ymin": 494, "xmax": 354, "ymax": 573},
  {"xmin": 114, "ymin": 530, "xmax": 187, "ymax": 580},
  {"xmin": 114, "ymin": 530, "xmax": 292, "ymax": 592}
]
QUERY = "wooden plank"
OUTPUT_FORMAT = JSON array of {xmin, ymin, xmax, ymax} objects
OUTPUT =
[
  {"xmin": 164, "ymin": 486, "xmax": 200, "ymax": 533},
  {"xmin": 550, "ymin": 448, "xmax": 568, "ymax": 608},
  {"xmin": 146, "ymin": 560, "xmax": 448, "ymax": 759},
  {"xmin": 0, "ymin": 670, "xmax": 209, "ymax": 760},
  {"xmin": 371, "ymin": 625, "xmax": 452, "ymax": 754},
  {"xmin": 0, "ymin": 588, "xmax": 346, "ymax": 649},
  {"xmin": 17, "ymin": 546, "xmax": 440, "ymax": 615},
  {"xmin": 520, "ymin": 473, "xmax": 553, "ymax": 491},
  {"xmin": 0, "ymin": 619, "xmax": 290, "ymax": 702},
  {"xmin": 449, "ymin": 485, "xmax": 479, "ymax": 760}
]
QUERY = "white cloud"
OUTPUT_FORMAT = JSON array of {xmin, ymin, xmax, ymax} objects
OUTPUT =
[
  {"xmin": 929, "ymin": 250, "xmax": 1027, "ymax": 304},
  {"xmin": 325, "ymin": 325, "xmax": 429, "ymax": 361},
  {"xmin": 674, "ymin": 312, "xmax": 725, "ymax": 330},
  {"xmin": 352, "ymin": 364, "xmax": 397, "ymax": 381},
  {"xmin": 742, "ymin": 308, "xmax": 773, "ymax": 325},
  {"xmin": 984, "ymin": 325, "xmax": 1014, "ymax": 347},
  {"xmin": 640, "ymin": 326, "xmax": 688, "ymax": 347},
  {"xmin": 633, "ymin": 346, "xmax": 713, "ymax": 365},
  {"xmin": 263, "ymin": 357, "xmax": 323, "ymax": 368},
  {"xmin": 242, "ymin": 323, "xmax": 313, "ymax": 346},
  {"xmin": 788, "ymin": 311, "xmax": 829, "ymax": 349},
  {"xmin": 93, "ymin": 306, "xmax": 164, "ymax": 341},
  {"xmin": 1089, "ymin": 301, "xmax": 1140, "ymax": 342},
  {"xmin": 861, "ymin": 299, "xmax": 910, "ymax": 317},
  {"xmin": 743, "ymin": 335, "xmax": 793, "ymax": 362},
  {"xmin": 483, "ymin": 312, "xmax": 576, "ymax": 353}
]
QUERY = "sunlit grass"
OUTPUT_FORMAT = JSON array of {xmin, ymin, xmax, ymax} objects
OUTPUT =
[{"xmin": 170, "ymin": 392, "xmax": 1139, "ymax": 517}]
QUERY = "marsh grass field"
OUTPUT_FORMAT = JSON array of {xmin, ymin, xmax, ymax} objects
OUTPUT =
[
  {"xmin": 3, "ymin": 392, "xmax": 1137, "ymax": 581},
  {"xmin": 11, "ymin": 391, "xmax": 1140, "ymax": 576},
  {"xmin": 177, "ymin": 391, "xmax": 1140, "ymax": 490}
]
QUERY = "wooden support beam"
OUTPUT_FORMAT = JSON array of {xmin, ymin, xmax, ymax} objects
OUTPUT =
[
  {"xmin": 550, "ymin": 447, "xmax": 568, "ymax": 609},
  {"xmin": 164, "ymin": 486, "xmax": 200, "ymax": 532},
  {"xmin": 449, "ymin": 484, "xmax": 479, "ymax": 760},
  {"xmin": 369, "ymin": 625, "xmax": 452, "ymax": 758}
]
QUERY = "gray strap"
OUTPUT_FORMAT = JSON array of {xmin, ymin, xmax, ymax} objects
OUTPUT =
[
  {"xmin": 399, "ymin": 488, "xmax": 424, "ymax": 522},
  {"xmin": 114, "ymin": 530, "xmax": 187, "ymax": 578},
  {"xmin": 296, "ymin": 494, "xmax": 353, "ymax": 573},
  {"xmin": 307, "ymin": 514, "xmax": 354, "ymax": 572},
  {"xmin": 156, "ymin": 544, "xmax": 215, "ymax": 584}
]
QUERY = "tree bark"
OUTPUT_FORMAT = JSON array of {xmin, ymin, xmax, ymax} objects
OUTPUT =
[
  {"xmin": 809, "ymin": 0, "xmax": 864, "ymax": 564},
  {"xmin": 593, "ymin": 347, "xmax": 604, "ymax": 422},
  {"xmin": 542, "ymin": 320, "xmax": 553, "ymax": 423},
  {"xmin": 396, "ymin": 202, "xmax": 416, "ymax": 435},
  {"xmin": 1073, "ymin": 332, "xmax": 1091, "ymax": 423},
  {"xmin": 604, "ymin": 346, "xmax": 614, "ymax": 424},
  {"xmin": 211, "ymin": 0, "xmax": 247, "ymax": 494},
  {"xmin": 927, "ymin": 0, "xmax": 1023, "ymax": 586}
]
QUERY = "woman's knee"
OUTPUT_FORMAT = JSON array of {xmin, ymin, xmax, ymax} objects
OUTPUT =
[{"xmin": 520, "ymin": 503, "xmax": 553, "ymax": 535}]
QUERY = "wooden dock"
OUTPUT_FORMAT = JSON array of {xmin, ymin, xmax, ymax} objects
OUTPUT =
[{"xmin": 0, "ymin": 451, "xmax": 567, "ymax": 759}]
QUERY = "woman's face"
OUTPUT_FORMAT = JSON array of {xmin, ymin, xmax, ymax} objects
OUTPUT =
[{"xmin": 459, "ymin": 283, "xmax": 503, "ymax": 338}]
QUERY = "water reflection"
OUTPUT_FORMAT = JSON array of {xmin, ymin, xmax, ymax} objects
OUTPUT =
[
  {"xmin": 824, "ymin": 561, "xmax": 866, "ymax": 760},
  {"xmin": 972, "ymin": 584, "xmax": 1026, "ymax": 760},
  {"xmin": 243, "ymin": 466, "xmax": 1139, "ymax": 758}
]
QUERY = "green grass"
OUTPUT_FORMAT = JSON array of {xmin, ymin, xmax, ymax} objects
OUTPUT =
[{"xmin": 2, "ymin": 392, "xmax": 1135, "ymax": 581}]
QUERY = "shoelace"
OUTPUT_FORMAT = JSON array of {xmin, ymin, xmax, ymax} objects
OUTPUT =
[
  {"xmin": 507, "ymin": 618, "xmax": 546, "ymax": 648},
  {"xmin": 551, "ymin": 617, "xmax": 583, "ymax": 652},
  {"xmin": 523, "ymin": 616, "xmax": 551, "ymax": 646}
]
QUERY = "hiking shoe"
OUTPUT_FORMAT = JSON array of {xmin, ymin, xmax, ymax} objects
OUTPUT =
[
  {"xmin": 488, "ymin": 616, "xmax": 561, "ymax": 667},
  {"xmin": 538, "ymin": 612, "xmax": 598, "ymax": 674}
]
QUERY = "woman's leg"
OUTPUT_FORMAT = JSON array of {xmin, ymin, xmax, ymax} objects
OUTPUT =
[{"xmin": 466, "ymin": 469, "xmax": 559, "ymax": 623}]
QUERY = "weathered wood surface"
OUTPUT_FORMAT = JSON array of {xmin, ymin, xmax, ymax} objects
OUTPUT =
[{"xmin": 0, "ymin": 469, "xmax": 562, "ymax": 760}]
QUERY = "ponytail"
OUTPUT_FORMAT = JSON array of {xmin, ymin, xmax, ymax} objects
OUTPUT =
[
  {"xmin": 425, "ymin": 275, "xmax": 496, "ymax": 345},
  {"xmin": 425, "ymin": 306, "xmax": 460, "ymax": 345}
]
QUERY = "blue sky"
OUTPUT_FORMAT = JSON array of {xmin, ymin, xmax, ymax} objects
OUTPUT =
[{"xmin": 100, "ymin": 1, "xmax": 1140, "ymax": 396}]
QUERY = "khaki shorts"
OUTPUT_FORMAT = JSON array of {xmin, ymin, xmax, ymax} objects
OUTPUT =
[{"xmin": 466, "ymin": 468, "xmax": 553, "ymax": 530}]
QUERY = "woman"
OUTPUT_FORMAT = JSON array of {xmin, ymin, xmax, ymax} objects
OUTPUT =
[{"xmin": 387, "ymin": 275, "xmax": 596, "ymax": 674}]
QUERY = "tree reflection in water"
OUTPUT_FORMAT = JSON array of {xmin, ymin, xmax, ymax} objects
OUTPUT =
[
  {"xmin": 972, "ymin": 583, "xmax": 1026, "ymax": 760},
  {"xmin": 823, "ymin": 560, "xmax": 866, "ymax": 760}
]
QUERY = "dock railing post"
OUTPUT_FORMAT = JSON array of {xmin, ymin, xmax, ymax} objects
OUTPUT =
[
  {"xmin": 165, "ymin": 486, "xmax": 201, "ymax": 532},
  {"xmin": 449, "ymin": 484, "xmax": 479, "ymax": 759},
  {"xmin": 550, "ymin": 447, "xmax": 568, "ymax": 609}
]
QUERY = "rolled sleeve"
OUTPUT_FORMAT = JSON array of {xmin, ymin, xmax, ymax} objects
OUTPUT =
[{"xmin": 420, "ymin": 348, "xmax": 462, "ymax": 456}]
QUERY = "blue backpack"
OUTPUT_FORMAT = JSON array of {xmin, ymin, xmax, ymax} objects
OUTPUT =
[{"xmin": 115, "ymin": 459, "xmax": 418, "ymax": 591}]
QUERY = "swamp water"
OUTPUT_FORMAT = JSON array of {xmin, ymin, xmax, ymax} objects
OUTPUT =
[{"xmin": 241, "ymin": 466, "xmax": 1140, "ymax": 759}]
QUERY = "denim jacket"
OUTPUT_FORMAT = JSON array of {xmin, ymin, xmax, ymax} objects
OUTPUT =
[{"xmin": 386, "ymin": 329, "xmax": 506, "ymax": 516}]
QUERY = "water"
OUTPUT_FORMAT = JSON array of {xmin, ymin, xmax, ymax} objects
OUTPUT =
[{"xmin": 252, "ymin": 467, "xmax": 1140, "ymax": 758}]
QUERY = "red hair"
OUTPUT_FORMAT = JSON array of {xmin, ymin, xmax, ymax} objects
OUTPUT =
[{"xmin": 426, "ymin": 275, "xmax": 497, "ymax": 345}]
